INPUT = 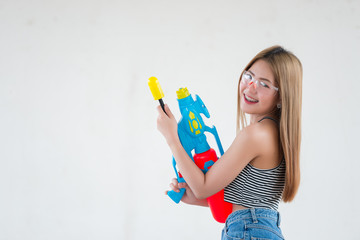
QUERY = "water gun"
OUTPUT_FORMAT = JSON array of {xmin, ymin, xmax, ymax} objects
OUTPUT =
[{"xmin": 148, "ymin": 76, "xmax": 232, "ymax": 223}]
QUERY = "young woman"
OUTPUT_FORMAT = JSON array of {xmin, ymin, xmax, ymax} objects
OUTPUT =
[{"xmin": 156, "ymin": 46, "xmax": 302, "ymax": 240}]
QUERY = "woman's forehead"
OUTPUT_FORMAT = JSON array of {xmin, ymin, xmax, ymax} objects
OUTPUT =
[{"xmin": 248, "ymin": 60, "xmax": 275, "ymax": 83}]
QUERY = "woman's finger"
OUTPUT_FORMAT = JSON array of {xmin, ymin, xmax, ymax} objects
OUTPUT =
[
  {"xmin": 169, "ymin": 183, "xmax": 180, "ymax": 192},
  {"xmin": 178, "ymin": 182, "xmax": 187, "ymax": 188},
  {"xmin": 164, "ymin": 104, "xmax": 175, "ymax": 119},
  {"xmin": 171, "ymin": 178, "xmax": 178, "ymax": 185},
  {"xmin": 156, "ymin": 105, "xmax": 167, "ymax": 116}
]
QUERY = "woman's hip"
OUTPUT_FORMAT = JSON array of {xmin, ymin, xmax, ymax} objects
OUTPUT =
[{"xmin": 222, "ymin": 208, "xmax": 284, "ymax": 240}]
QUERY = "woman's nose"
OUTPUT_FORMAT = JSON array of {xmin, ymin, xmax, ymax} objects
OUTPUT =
[
  {"xmin": 247, "ymin": 81, "xmax": 257, "ymax": 91},
  {"xmin": 249, "ymin": 80, "xmax": 257, "ymax": 88}
]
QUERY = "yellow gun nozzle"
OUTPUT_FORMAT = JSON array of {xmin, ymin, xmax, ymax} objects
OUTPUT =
[
  {"xmin": 148, "ymin": 76, "xmax": 164, "ymax": 100},
  {"xmin": 176, "ymin": 87, "xmax": 190, "ymax": 99}
]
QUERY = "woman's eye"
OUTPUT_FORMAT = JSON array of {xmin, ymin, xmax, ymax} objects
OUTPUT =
[
  {"xmin": 245, "ymin": 73, "xmax": 252, "ymax": 80},
  {"xmin": 260, "ymin": 81, "xmax": 269, "ymax": 88}
]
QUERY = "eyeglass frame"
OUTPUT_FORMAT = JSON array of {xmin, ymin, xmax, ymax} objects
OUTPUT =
[{"xmin": 241, "ymin": 70, "xmax": 279, "ymax": 94}]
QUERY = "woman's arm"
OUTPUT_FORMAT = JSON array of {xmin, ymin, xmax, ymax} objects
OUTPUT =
[{"xmin": 157, "ymin": 104, "xmax": 263, "ymax": 199}]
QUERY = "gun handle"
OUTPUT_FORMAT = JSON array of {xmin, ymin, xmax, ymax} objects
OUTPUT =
[
  {"xmin": 167, "ymin": 188, "xmax": 186, "ymax": 204},
  {"xmin": 167, "ymin": 176, "xmax": 186, "ymax": 203}
]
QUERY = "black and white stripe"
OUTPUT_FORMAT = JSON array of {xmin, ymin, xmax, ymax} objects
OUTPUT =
[{"xmin": 224, "ymin": 159, "xmax": 286, "ymax": 210}]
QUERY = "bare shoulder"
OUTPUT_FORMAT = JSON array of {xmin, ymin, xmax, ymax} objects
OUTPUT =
[
  {"xmin": 220, "ymin": 123, "xmax": 266, "ymax": 166},
  {"xmin": 239, "ymin": 120, "xmax": 277, "ymax": 142},
  {"xmin": 252, "ymin": 120, "xmax": 278, "ymax": 141},
  {"xmin": 244, "ymin": 119, "xmax": 281, "ymax": 168},
  {"xmin": 232, "ymin": 122, "xmax": 273, "ymax": 156},
  {"xmin": 226, "ymin": 119, "xmax": 280, "ymax": 165}
]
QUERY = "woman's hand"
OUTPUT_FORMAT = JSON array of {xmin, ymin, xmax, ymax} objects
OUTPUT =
[
  {"xmin": 165, "ymin": 178, "xmax": 208, "ymax": 207},
  {"xmin": 156, "ymin": 104, "xmax": 179, "ymax": 146}
]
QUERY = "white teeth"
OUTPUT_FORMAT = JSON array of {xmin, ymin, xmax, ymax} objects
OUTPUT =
[{"xmin": 245, "ymin": 94, "xmax": 258, "ymax": 103}]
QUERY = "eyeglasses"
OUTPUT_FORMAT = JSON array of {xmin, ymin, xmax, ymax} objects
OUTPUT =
[{"xmin": 241, "ymin": 71, "xmax": 279, "ymax": 95}]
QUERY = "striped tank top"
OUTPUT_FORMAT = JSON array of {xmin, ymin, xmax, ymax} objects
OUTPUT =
[{"xmin": 224, "ymin": 117, "xmax": 286, "ymax": 211}]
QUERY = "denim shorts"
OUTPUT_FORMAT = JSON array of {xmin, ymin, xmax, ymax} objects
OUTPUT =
[{"xmin": 221, "ymin": 208, "xmax": 284, "ymax": 240}]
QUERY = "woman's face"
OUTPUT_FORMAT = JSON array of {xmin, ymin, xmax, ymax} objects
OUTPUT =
[{"xmin": 239, "ymin": 59, "xmax": 280, "ymax": 118}]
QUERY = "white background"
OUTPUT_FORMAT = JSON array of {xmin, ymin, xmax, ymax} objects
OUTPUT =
[{"xmin": 1, "ymin": 0, "xmax": 359, "ymax": 239}]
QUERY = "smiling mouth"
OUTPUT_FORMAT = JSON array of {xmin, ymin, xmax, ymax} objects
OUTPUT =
[{"xmin": 244, "ymin": 94, "xmax": 259, "ymax": 103}]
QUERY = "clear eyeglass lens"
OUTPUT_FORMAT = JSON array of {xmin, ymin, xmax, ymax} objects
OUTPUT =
[{"xmin": 242, "ymin": 72, "xmax": 276, "ymax": 94}]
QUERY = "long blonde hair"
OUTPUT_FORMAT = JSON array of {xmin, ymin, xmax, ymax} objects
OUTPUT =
[{"xmin": 236, "ymin": 46, "xmax": 303, "ymax": 202}]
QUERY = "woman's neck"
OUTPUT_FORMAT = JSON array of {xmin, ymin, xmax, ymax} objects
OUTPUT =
[{"xmin": 249, "ymin": 111, "xmax": 279, "ymax": 124}]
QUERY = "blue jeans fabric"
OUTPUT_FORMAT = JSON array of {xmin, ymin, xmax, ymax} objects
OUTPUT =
[{"xmin": 221, "ymin": 208, "xmax": 284, "ymax": 240}]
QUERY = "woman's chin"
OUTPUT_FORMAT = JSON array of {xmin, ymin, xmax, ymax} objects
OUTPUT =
[{"xmin": 240, "ymin": 103, "xmax": 256, "ymax": 114}]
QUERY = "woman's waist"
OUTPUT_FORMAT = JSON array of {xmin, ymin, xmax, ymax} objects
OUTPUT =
[
  {"xmin": 232, "ymin": 204, "xmax": 248, "ymax": 212},
  {"xmin": 228, "ymin": 205, "xmax": 280, "ymax": 223}
]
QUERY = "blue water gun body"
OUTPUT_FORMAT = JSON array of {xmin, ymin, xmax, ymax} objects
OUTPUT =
[
  {"xmin": 148, "ymin": 77, "xmax": 232, "ymax": 223},
  {"xmin": 167, "ymin": 88, "xmax": 224, "ymax": 203}
]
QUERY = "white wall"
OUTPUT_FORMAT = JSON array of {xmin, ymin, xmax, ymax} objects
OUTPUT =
[{"xmin": 1, "ymin": 0, "xmax": 359, "ymax": 239}]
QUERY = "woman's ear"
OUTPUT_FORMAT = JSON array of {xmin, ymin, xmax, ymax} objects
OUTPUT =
[{"xmin": 277, "ymin": 98, "xmax": 282, "ymax": 109}]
